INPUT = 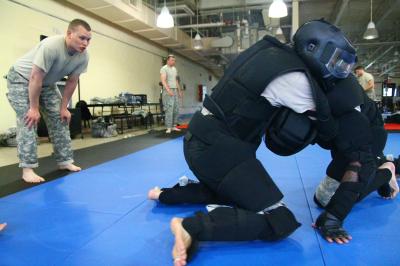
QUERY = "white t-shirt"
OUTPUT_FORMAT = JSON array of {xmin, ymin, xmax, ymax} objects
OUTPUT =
[
  {"xmin": 357, "ymin": 72, "xmax": 375, "ymax": 100},
  {"xmin": 13, "ymin": 35, "xmax": 89, "ymax": 86},
  {"xmin": 261, "ymin": 71, "xmax": 315, "ymax": 113},
  {"xmin": 160, "ymin": 65, "xmax": 178, "ymax": 88}
]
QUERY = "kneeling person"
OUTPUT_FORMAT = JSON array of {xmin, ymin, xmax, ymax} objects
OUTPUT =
[{"xmin": 149, "ymin": 21, "xmax": 340, "ymax": 265}]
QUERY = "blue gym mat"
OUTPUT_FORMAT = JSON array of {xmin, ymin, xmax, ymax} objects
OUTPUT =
[{"xmin": 0, "ymin": 134, "xmax": 399, "ymax": 266}]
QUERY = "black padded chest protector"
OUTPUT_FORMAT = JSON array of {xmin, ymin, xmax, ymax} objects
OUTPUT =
[{"xmin": 203, "ymin": 35, "xmax": 335, "ymax": 145}]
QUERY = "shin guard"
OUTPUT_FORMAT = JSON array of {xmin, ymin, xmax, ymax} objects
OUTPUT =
[
  {"xmin": 325, "ymin": 182, "xmax": 363, "ymax": 221},
  {"xmin": 182, "ymin": 206, "xmax": 300, "ymax": 241}
]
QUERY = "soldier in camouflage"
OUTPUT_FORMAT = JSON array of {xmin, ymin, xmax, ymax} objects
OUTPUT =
[
  {"xmin": 6, "ymin": 19, "xmax": 91, "ymax": 183},
  {"xmin": 160, "ymin": 55, "xmax": 183, "ymax": 134}
]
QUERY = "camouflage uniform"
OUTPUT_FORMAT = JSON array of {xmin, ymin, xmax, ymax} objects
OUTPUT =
[
  {"xmin": 162, "ymin": 88, "xmax": 179, "ymax": 128},
  {"xmin": 315, "ymin": 175, "xmax": 340, "ymax": 207},
  {"xmin": 6, "ymin": 67, "xmax": 74, "ymax": 168}
]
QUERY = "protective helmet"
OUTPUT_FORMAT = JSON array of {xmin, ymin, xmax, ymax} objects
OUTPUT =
[{"xmin": 293, "ymin": 19, "xmax": 357, "ymax": 79}]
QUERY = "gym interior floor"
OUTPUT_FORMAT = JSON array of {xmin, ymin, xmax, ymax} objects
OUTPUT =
[{"xmin": 0, "ymin": 130, "xmax": 399, "ymax": 265}]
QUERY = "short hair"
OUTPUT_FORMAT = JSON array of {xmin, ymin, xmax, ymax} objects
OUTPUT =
[
  {"xmin": 167, "ymin": 54, "xmax": 175, "ymax": 60},
  {"xmin": 354, "ymin": 65, "xmax": 364, "ymax": 71},
  {"xmin": 68, "ymin": 19, "xmax": 91, "ymax": 32}
]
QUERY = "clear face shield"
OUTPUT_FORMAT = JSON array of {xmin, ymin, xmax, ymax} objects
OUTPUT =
[{"xmin": 325, "ymin": 47, "xmax": 356, "ymax": 79}]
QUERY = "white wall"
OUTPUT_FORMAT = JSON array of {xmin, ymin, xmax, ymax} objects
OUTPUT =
[{"xmin": 0, "ymin": 0, "xmax": 218, "ymax": 132}]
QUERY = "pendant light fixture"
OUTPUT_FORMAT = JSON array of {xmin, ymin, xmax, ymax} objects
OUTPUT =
[
  {"xmin": 363, "ymin": 0, "xmax": 378, "ymax": 40},
  {"xmin": 157, "ymin": 0, "xmax": 174, "ymax": 28},
  {"xmin": 269, "ymin": 0, "xmax": 288, "ymax": 18},
  {"xmin": 193, "ymin": 0, "xmax": 203, "ymax": 50},
  {"xmin": 275, "ymin": 26, "xmax": 286, "ymax": 43}
]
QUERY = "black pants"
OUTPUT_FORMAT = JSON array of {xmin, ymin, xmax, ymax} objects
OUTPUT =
[{"xmin": 167, "ymin": 129, "xmax": 300, "ymax": 242}]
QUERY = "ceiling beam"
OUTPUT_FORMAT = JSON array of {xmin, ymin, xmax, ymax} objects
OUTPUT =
[
  {"xmin": 376, "ymin": 0, "xmax": 400, "ymax": 28},
  {"xmin": 379, "ymin": 64, "xmax": 398, "ymax": 77},
  {"xmin": 330, "ymin": 0, "xmax": 350, "ymax": 26},
  {"xmin": 354, "ymin": 41, "xmax": 400, "ymax": 47},
  {"xmin": 365, "ymin": 46, "xmax": 394, "ymax": 69}
]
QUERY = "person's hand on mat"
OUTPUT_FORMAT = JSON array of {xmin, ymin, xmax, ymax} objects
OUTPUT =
[
  {"xmin": 24, "ymin": 108, "xmax": 41, "ymax": 129},
  {"xmin": 148, "ymin": 186, "xmax": 162, "ymax": 200},
  {"xmin": 0, "ymin": 223, "xmax": 7, "ymax": 232},
  {"xmin": 313, "ymin": 211, "xmax": 352, "ymax": 244},
  {"xmin": 60, "ymin": 108, "xmax": 71, "ymax": 124}
]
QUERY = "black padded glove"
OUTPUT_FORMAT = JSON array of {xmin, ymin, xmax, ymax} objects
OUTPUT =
[{"xmin": 315, "ymin": 211, "xmax": 350, "ymax": 241}]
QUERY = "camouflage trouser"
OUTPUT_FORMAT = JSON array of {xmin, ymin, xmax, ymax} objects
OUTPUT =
[
  {"xmin": 162, "ymin": 88, "xmax": 179, "ymax": 128},
  {"xmin": 6, "ymin": 68, "xmax": 74, "ymax": 168},
  {"xmin": 315, "ymin": 176, "xmax": 340, "ymax": 207}
]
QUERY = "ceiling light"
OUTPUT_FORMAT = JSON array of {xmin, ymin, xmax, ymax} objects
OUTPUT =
[
  {"xmin": 363, "ymin": 0, "xmax": 378, "ymax": 40},
  {"xmin": 193, "ymin": 0, "xmax": 203, "ymax": 50},
  {"xmin": 193, "ymin": 33, "xmax": 203, "ymax": 50},
  {"xmin": 269, "ymin": 0, "xmax": 288, "ymax": 18},
  {"xmin": 156, "ymin": 1, "xmax": 174, "ymax": 28}
]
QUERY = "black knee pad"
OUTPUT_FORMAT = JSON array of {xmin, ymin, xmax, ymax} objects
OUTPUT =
[{"xmin": 217, "ymin": 158, "xmax": 283, "ymax": 212}]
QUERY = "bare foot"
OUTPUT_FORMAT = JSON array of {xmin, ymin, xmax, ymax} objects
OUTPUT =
[
  {"xmin": 147, "ymin": 187, "xmax": 162, "ymax": 200},
  {"xmin": 171, "ymin": 217, "xmax": 192, "ymax": 266},
  {"xmin": 22, "ymin": 168, "xmax": 45, "ymax": 183},
  {"xmin": 59, "ymin": 164, "xmax": 81, "ymax": 172},
  {"xmin": 0, "ymin": 223, "xmax": 6, "ymax": 232}
]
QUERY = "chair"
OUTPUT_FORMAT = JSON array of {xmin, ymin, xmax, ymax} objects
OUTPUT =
[{"xmin": 75, "ymin": 100, "xmax": 92, "ymax": 128}]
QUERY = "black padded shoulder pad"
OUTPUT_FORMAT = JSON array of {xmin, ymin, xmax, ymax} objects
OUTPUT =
[{"xmin": 326, "ymin": 75, "xmax": 364, "ymax": 116}]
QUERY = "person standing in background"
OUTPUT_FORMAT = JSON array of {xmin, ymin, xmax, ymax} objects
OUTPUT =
[
  {"xmin": 160, "ymin": 55, "xmax": 183, "ymax": 134},
  {"xmin": 355, "ymin": 66, "xmax": 376, "ymax": 100},
  {"xmin": 6, "ymin": 19, "xmax": 91, "ymax": 183}
]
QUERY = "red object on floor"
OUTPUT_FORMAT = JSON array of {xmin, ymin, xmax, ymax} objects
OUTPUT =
[
  {"xmin": 176, "ymin": 124, "xmax": 188, "ymax": 129},
  {"xmin": 384, "ymin": 123, "xmax": 400, "ymax": 131}
]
